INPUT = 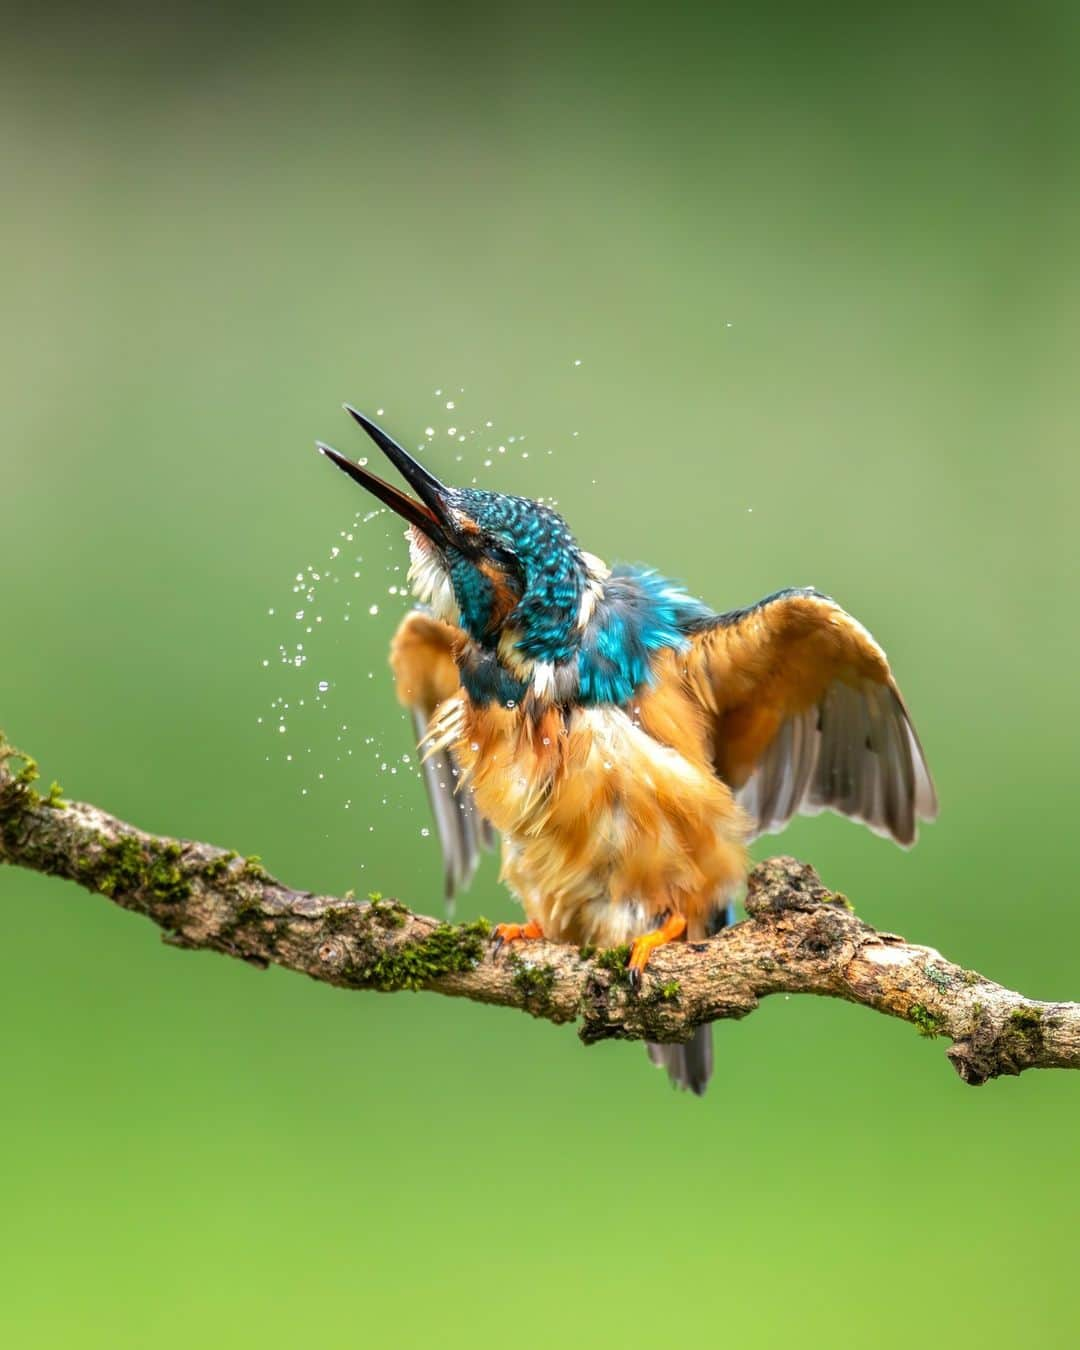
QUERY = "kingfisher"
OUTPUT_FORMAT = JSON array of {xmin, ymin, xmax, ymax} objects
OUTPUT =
[{"xmin": 318, "ymin": 406, "xmax": 937, "ymax": 1095}]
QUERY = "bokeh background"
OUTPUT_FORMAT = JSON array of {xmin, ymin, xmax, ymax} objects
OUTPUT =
[{"xmin": 3, "ymin": 3, "xmax": 1079, "ymax": 1346}]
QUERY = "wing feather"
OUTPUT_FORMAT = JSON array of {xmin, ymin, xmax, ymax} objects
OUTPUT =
[
  {"xmin": 688, "ymin": 588, "xmax": 937, "ymax": 846},
  {"xmin": 391, "ymin": 610, "xmax": 495, "ymax": 907}
]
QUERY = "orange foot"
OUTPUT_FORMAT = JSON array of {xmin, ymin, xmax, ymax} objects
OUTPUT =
[
  {"xmin": 627, "ymin": 913, "xmax": 687, "ymax": 990},
  {"xmin": 491, "ymin": 918, "xmax": 544, "ymax": 956}
]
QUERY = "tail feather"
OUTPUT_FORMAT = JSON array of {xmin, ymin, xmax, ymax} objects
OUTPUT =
[
  {"xmin": 646, "ymin": 1024, "xmax": 713, "ymax": 1096},
  {"xmin": 644, "ymin": 897, "xmax": 734, "ymax": 1096}
]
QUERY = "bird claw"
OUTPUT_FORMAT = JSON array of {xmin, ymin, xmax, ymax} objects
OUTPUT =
[
  {"xmin": 625, "ymin": 914, "xmax": 688, "ymax": 992},
  {"xmin": 490, "ymin": 920, "xmax": 543, "ymax": 957}
]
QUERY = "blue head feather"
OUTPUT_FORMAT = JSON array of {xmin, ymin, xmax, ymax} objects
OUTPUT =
[
  {"xmin": 446, "ymin": 488, "xmax": 585, "ymax": 664},
  {"xmin": 436, "ymin": 489, "xmax": 713, "ymax": 708}
]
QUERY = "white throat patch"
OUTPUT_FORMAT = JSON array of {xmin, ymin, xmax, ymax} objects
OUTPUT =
[{"xmin": 407, "ymin": 529, "xmax": 459, "ymax": 624}]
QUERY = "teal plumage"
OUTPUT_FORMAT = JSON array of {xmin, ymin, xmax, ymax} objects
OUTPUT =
[{"xmin": 318, "ymin": 406, "xmax": 938, "ymax": 1095}]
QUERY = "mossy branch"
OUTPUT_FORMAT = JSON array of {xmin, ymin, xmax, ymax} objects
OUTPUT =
[{"xmin": 2, "ymin": 734, "xmax": 1077, "ymax": 1086}]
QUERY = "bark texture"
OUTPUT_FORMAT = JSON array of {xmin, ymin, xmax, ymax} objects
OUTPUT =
[{"xmin": 2, "ymin": 735, "xmax": 1076, "ymax": 1085}]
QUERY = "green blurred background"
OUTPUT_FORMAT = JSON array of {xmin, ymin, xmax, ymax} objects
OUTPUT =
[{"xmin": 3, "ymin": 3, "xmax": 1078, "ymax": 1346}]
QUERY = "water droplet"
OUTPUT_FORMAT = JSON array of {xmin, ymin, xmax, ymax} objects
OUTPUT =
[
  {"xmin": 294, "ymin": 610, "xmax": 304, "ymax": 620},
  {"xmin": 369, "ymin": 604, "xmax": 379, "ymax": 616},
  {"xmin": 420, "ymin": 827, "xmax": 430, "ymax": 837},
  {"xmin": 447, "ymin": 426, "xmax": 457, "ymax": 436},
  {"xmin": 573, "ymin": 358, "xmax": 582, "ymax": 366},
  {"xmin": 358, "ymin": 457, "xmax": 368, "ymax": 467},
  {"xmin": 261, "ymin": 659, "xmax": 269, "ymax": 668},
  {"xmin": 425, "ymin": 426, "xmax": 434, "ymax": 437},
  {"xmin": 446, "ymin": 400, "xmax": 455, "ymax": 410},
  {"xmin": 317, "ymin": 680, "xmax": 330, "ymax": 693}
]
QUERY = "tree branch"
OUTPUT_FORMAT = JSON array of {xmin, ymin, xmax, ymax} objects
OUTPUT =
[{"xmin": 2, "ymin": 733, "xmax": 1076, "ymax": 1085}]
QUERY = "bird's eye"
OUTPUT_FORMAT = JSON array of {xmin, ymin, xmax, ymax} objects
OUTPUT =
[{"xmin": 487, "ymin": 544, "xmax": 525, "ymax": 591}]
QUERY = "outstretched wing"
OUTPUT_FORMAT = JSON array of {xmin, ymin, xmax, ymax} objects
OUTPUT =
[
  {"xmin": 390, "ymin": 610, "xmax": 495, "ymax": 905},
  {"xmin": 684, "ymin": 588, "xmax": 937, "ymax": 846}
]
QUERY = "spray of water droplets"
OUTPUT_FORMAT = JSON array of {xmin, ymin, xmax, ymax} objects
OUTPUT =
[{"xmin": 256, "ymin": 369, "xmax": 590, "ymax": 858}]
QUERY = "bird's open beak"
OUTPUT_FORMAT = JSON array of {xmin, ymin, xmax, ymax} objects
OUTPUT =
[{"xmin": 317, "ymin": 406, "xmax": 455, "ymax": 549}]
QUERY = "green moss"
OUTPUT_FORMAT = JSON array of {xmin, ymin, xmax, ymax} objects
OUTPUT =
[
  {"xmin": 367, "ymin": 897, "xmax": 408, "ymax": 929},
  {"xmin": 322, "ymin": 905, "xmax": 355, "ymax": 934},
  {"xmin": 75, "ymin": 833, "xmax": 191, "ymax": 905},
  {"xmin": 351, "ymin": 918, "xmax": 492, "ymax": 991},
  {"xmin": 13, "ymin": 754, "xmax": 40, "ymax": 791},
  {"xmin": 909, "ymin": 1002, "xmax": 944, "ymax": 1038},
  {"xmin": 640, "ymin": 978, "xmax": 682, "ymax": 1007},
  {"xmin": 201, "ymin": 851, "xmax": 239, "ymax": 882},
  {"xmin": 242, "ymin": 855, "xmax": 272, "ymax": 883},
  {"xmin": 595, "ymin": 944, "xmax": 633, "ymax": 987},
  {"xmin": 235, "ymin": 891, "xmax": 266, "ymax": 919},
  {"xmin": 825, "ymin": 891, "xmax": 853, "ymax": 911},
  {"xmin": 0, "ymin": 740, "xmax": 66, "ymax": 834},
  {"xmin": 577, "ymin": 943, "xmax": 597, "ymax": 961},
  {"xmin": 1009, "ymin": 1006, "xmax": 1043, "ymax": 1033},
  {"xmin": 509, "ymin": 953, "xmax": 557, "ymax": 1008},
  {"xmin": 0, "ymin": 739, "xmax": 43, "ymax": 809}
]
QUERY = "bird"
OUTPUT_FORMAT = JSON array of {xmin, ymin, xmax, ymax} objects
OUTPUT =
[{"xmin": 318, "ymin": 406, "xmax": 937, "ymax": 1095}]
